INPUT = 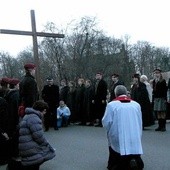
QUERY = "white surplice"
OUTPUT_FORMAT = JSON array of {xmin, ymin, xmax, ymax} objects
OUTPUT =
[{"xmin": 102, "ymin": 96, "xmax": 143, "ymax": 156}]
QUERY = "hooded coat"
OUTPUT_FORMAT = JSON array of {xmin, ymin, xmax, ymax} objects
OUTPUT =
[{"xmin": 19, "ymin": 108, "xmax": 55, "ymax": 166}]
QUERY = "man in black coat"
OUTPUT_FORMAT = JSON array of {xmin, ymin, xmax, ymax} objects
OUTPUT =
[
  {"xmin": 93, "ymin": 72, "xmax": 108, "ymax": 127},
  {"xmin": 42, "ymin": 77, "xmax": 59, "ymax": 131},
  {"xmin": 19, "ymin": 63, "xmax": 38, "ymax": 108},
  {"xmin": 110, "ymin": 73, "xmax": 124, "ymax": 101}
]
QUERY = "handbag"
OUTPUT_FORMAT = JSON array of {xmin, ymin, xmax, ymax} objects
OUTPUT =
[{"xmin": 18, "ymin": 103, "xmax": 25, "ymax": 117}]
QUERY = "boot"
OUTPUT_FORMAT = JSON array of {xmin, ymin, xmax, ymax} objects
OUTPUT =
[
  {"xmin": 155, "ymin": 119, "xmax": 162, "ymax": 131},
  {"xmin": 161, "ymin": 119, "xmax": 166, "ymax": 132},
  {"xmin": 129, "ymin": 159, "xmax": 139, "ymax": 170}
]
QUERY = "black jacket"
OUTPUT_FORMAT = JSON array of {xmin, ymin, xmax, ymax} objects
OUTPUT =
[
  {"xmin": 19, "ymin": 73, "xmax": 38, "ymax": 107},
  {"xmin": 59, "ymin": 86, "xmax": 69, "ymax": 103},
  {"xmin": 5, "ymin": 90, "xmax": 19, "ymax": 136},
  {"xmin": 94, "ymin": 79, "xmax": 107, "ymax": 102},
  {"xmin": 110, "ymin": 80, "xmax": 124, "ymax": 100},
  {"xmin": 153, "ymin": 79, "xmax": 167, "ymax": 99},
  {"xmin": 0, "ymin": 97, "xmax": 8, "ymax": 135},
  {"xmin": 42, "ymin": 84, "xmax": 59, "ymax": 106}
]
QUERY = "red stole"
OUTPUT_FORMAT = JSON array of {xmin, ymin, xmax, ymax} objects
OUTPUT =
[{"xmin": 114, "ymin": 96, "xmax": 132, "ymax": 102}]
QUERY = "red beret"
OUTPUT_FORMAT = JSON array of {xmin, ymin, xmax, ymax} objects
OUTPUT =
[
  {"xmin": 24, "ymin": 63, "xmax": 36, "ymax": 69},
  {"xmin": 1, "ymin": 77, "xmax": 11, "ymax": 84},
  {"xmin": 9, "ymin": 78, "xmax": 20, "ymax": 85}
]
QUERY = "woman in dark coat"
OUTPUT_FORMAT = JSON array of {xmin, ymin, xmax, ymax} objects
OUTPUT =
[
  {"xmin": 59, "ymin": 79, "xmax": 69, "ymax": 103},
  {"xmin": 131, "ymin": 74, "xmax": 152, "ymax": 128},
  {"xmin": 75, "ymin": 78, "xmax": 85, "ymax": 124},
  {"xmin": 66, "ymin": 81, "xmax": 76, "ymax": 123},
  {"xmin": 83, "ymin": 79, "xmax": 95, "ymax": 125},
  {"xmin": 152, "ymin": 69, "xmax": 167, "ymax": 131}
]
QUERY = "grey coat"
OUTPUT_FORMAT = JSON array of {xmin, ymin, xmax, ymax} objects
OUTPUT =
[{"xmin": 19, "ymin": 108, "xmax": 55, "ymax": 166}]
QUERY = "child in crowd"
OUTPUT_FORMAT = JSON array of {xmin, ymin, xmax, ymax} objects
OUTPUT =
[{"xmin": 57, "ymin": 101, "xmax": 71, "ymax": 128}]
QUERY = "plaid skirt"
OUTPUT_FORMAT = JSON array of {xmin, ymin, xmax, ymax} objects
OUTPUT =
[{"xmin": 154, "ymin": 98, "xmax": 167, "ymax": 111}]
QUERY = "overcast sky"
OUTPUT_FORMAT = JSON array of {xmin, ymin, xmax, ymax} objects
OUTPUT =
[{"xmin": 0, "ymin": 0, "xmax": 170, "ymax": 56}]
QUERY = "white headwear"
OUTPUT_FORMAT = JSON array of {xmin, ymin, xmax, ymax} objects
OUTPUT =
[{"xmin": 140, "ymin": 75, "xmax": 148, "ymax": 81}]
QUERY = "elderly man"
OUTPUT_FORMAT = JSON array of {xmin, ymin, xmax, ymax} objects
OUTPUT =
[{"xmin": 102, "ymin": 85, "xmax": 144, "ymax": 170}]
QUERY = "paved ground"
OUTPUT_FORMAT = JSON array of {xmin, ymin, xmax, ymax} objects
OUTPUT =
[{"xmin": 0, "ymin": 121, "xmax": 170, "ymax": 170}]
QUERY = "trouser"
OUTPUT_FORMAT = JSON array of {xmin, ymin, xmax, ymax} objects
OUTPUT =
[
  {"xmin": 45, "ymin": 104, "xmax": 57, "ymax": 129},
  {"xmin": 0, "ymin": 138, "xmax": 10, "ymax": 164},
  {"xmin": 95, "ymin": 102, "xmax": 106, "ymax": 124},
  {"xmin": 57, "ymin": 116, "xmax": 70, "ymax": 128},
  {"xmin": 44, "ymin": 111, "xmax": 51, "ymax": 130},
  {"xmin": 62, "ymin": 115, "xmax": 69, "ymax": 126},
  {"xmin": 107, "ymin": 147, "xmax": 144, "ymax": 170}
]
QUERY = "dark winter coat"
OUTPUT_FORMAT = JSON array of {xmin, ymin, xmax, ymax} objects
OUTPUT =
[
  {"xmin": 0, "ymin": 97, "xmax": 10, "ymax": 162},
  {"xmin": 0, "ymin": 97, "xmax": 8, "ymax": 135},
  {"xmin": 19, "ymin": 73, "xmax": 38, "ymax": 107},
  {"xmin": 94, "ymin": 79, "xmax": 107, "ymax": 102},
  {"xmin": 42, "ymin": 84, "xmax": 59, "ymax": 107},
  {"xmin": 94, "ymin": 79, "xmax": 108, "ymax": 120},
  {"xmin": 59, "ymin": 86, "xmax": 69, "ymax": 103},
  {"xmin": 5, "ymin": 89, "xmax": 19, "ymax": 136},
  {"xmin": 131, "ymin": 82, "xmax": 152, "ymax": 127},
  {"xmin": 19, "ymin": 108, "xmax": 55, "ymax": 166},
  {"xmin": 66, "ymin": 88, "xmax": 76, "ymax": 115},
  {"xmin": 75, "ymin": 85, "xmax": 85, "ymax": 121},
  {"xmin": 83, "ymin": 85, "xmax": 95, "ymax": 117},
  {"xmin": 152, "ymin": 79, "xmax": 167, "ymax": 99},
  {"xmin": 110, "ymin": 80, "xmax": 124, "ymax": 100}
]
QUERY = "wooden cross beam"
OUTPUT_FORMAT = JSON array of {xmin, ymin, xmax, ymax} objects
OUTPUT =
[
  {"xmin": 0, "ymin": 10, "xmax": 64, "ymax": 92},
  {"xmin": 0, "ymin": 29, "xmax": 64, "ymax": 38}
]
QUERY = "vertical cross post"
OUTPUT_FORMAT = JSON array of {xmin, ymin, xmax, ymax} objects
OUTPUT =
[
  {"xmin": 30, "ymin": 10, "xmax": 41, "ymax": 91},
  {"xmin": 0, "ymin": 10, "xmax": 64, "ymax": 93}
]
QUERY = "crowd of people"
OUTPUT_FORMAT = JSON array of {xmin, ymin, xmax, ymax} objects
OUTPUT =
[{"xmin": 0, "ymin": 62, "xmax": 170, "ymax": 169}]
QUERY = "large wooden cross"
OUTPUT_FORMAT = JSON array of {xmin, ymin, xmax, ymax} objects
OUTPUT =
[{"xmin": 0, "ymin": 10, "xmax": 64, "ymax": 91}]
